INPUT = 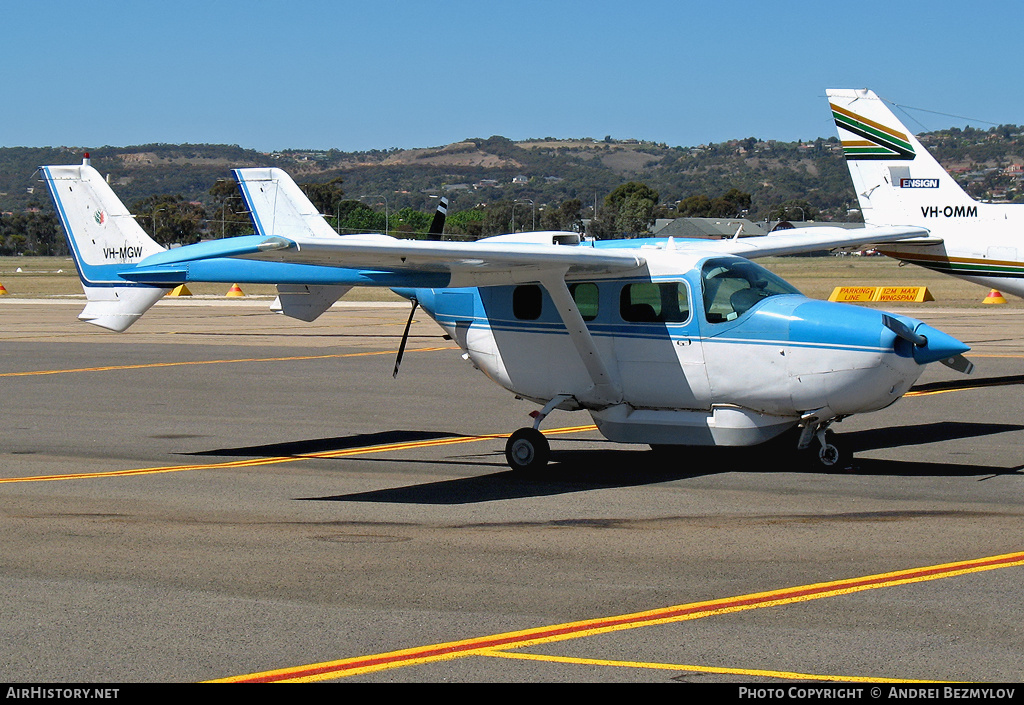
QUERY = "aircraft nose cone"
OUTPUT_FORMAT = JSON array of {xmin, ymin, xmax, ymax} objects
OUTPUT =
[{"xmin": 910, "ymin": 322, "xmax": 970, "ymax": 365}]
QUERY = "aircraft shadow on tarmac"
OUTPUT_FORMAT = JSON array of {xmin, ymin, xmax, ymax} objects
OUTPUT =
[
  {"xmin": 188, "ymin": 429, "xmax": 458, "ymax": 458},
  {"xmin": 839, "ymin": 421, "xmax": 1024, "ymax": 478},
  {"xmin": 186, "ymin": 421, "xmax": 1023, "ymax": 505}
]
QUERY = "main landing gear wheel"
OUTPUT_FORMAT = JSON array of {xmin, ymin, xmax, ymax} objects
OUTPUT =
[{"xmin": 505, "ymin": 428, "xmax": 550, "ymax": 473}]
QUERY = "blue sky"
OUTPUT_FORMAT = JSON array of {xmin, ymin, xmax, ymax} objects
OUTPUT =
[{"xmin": 2, "ymin": 0, "xmax": 1019, "ymax": 152}]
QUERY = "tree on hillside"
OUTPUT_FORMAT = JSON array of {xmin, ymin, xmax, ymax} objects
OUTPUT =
[
  {"xmin": 541, "ymin": 198, "xmax": 583, "ymax": 232},
  {"xmin": 446, "ymin": 208, "xmax": 486, "ymax": 239},
  {"xmin": 300, "ymin": 177, "xmax": 345, "ymax": 217},
  {"xmin": 0, "ymin": 209, "xmax": 61, "ymax": 256},
  {"xmin": 675, "ymin": 194, "xmax": 712, "ymax": 217},
  {"xmin": 676, "ymin": 188, "xmax": 752, "ymax": 217},
  {"xmin": 209, "ymin": 178, "xmax": 253, "ymax": 238},
  {"xmin": 767, "ymin": 199, "xmax": 817, "ymax": 222},
  {"xmin": 588, "ymin": 182, "xmax": 659, "ymax": 238},
  {"xmin": 129, "ymin": 194, "xmax": 207, "ymax": 246},
  {"xmin": 391, "ymin": 207, "xmax": 432, "ymax": 237},
  {"xmin": 332, "ymin": 200, "xmax": 385, "ymax": 234}
]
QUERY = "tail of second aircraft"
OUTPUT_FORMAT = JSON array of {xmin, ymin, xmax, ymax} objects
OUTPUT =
[
  {"xmin": 232, "ymin": 167, "xmax": 357, "ymax": 322},
  {"xmin": 40, "ymin": 157, "xmax": 170, "ymax": 331},
  {"xmin": 827, "ymin": 89, "xmax": 979, "ymax": 226},
  {"xmin": 232, "ymin": 167, "xmax": 343, "ymax": 240}
]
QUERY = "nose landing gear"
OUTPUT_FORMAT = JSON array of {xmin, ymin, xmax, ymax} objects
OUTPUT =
[
  {"xmin": 813, "ymin": 429, "xmax": 846, "ymax": 468},
  {"xmin": 797, "ymin": 410, "xmax": 850, "ymax": 470}
]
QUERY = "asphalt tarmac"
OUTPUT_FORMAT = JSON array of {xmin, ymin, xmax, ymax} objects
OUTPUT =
[{"xmin": 1, "ymin": 298, "xmax": 1022, "ymax": 684}]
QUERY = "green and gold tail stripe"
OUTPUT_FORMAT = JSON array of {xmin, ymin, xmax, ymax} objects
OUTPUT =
[
  {"xmin": 831, "ymin": 102, "xmax": 915, "ymax": 160},
  {"xmin": 879, "ymin": 248, "xmax": 1024, "ymax": 278}
]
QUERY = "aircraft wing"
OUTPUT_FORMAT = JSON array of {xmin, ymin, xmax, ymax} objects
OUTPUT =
[
  {"xmin": 133, "ymin": 233, "xmax": 647, "ymax": 288},
  {"xmin": 693, "ymin": 225, "xmax": 938, "ymax": 259}
]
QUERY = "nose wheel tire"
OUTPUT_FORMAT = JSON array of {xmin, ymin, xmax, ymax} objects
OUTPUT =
[
  {"xmin": 505, "ymin": 428, "xmax": 550, "ymax": 473},
  {"xmin": 818, "ymin": 441, "xmax": 841, "ymax": 467},
  {"xmin": 810, "ymin": 431, "xmax": 847, "ymax": 470}
]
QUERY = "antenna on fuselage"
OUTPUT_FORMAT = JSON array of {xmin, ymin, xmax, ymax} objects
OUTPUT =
[{"xmin": 393, "ymin": 298, "xmax": 419, "ymax": 378}]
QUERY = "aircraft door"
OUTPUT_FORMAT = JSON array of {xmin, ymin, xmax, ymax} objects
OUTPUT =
[{"xmin": 612, "ymin": 280, "xmax": 710, "ymax": 410}]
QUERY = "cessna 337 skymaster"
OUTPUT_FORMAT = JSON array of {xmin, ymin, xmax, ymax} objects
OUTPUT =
[
  {"xmin": 828, "ymin": 88, "xmax": 1024, "ymax": 298},
  {"xmin": 40, "ymin": 159, "xmax": 972, "ymax": 471}
]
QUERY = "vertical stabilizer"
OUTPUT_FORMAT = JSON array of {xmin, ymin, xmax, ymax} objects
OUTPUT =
[
  {"xmin": 827, "ymin": 89, "xmax": 977, "ymax": 226},
  {"xmin": 40, "ymin": 160, "xmax": 169, "ymax": 331},
  {"xmin": 234, "ymin": 167, "xmax": 368, "ymax": 321},
  {"xmin": 233, "ymin": 167, "xmax": 340, "ymax": 239}
]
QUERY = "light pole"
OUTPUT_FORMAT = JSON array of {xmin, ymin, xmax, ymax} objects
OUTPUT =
[
  {"xmin": 360, "ymin": 194, "xmax": 389, "ymax": 235},
  {"xmin": 152, "ymin": 208, "xmax": 165, "ymax": 241},
  {"xmin": 512, "ymin": 198, "xmax": 534, "ymax": 232}
]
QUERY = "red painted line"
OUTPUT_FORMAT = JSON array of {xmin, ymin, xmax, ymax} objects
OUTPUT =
[{"xmin": 216, "ymin": 550, "xmax": 1024, "ymax": 682}]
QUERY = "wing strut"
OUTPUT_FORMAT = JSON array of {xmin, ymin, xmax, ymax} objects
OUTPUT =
[{"xmin": 537, "ymin": 270, "xmax": 622, "ymax": 407}]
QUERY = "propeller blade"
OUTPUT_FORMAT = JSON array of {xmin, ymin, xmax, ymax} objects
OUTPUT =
[
  {"xmin": 393, "ymin": 298, "xmax": 419, "ymax": 378},
  {"xmin": 882, "ymin": 314, "xmax": 927, "ymax": 347},
  {"xmin": 427, "ymin": 197, "xmax": 448, "ymax": 241},
  {"xmin": 940, "ymin": 354, "xmax": 975, "ymax": 375}
]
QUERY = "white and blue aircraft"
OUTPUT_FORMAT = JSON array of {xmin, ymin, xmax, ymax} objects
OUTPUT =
[{"xmin": 40, "ymin": 158, "xmax": 973, "ymax": 471}]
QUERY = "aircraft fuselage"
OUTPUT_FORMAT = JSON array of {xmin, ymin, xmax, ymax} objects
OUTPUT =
[{"xmin": 408, "ymin": 251, "xmax": 960, "ymax": 447}]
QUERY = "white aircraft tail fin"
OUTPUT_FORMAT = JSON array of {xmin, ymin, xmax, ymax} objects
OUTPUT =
[
  {"xmin": 233, "ymin": 167, "xmax": 340, "ymax": 239},
  {"xmin": 40, "ymin": 157, "xmax": 169, "ymax": 331},
  {"xmin": 234, "ymin": 167, "xmax": 386, "ymax": 321},
  {"xmin": 827, "ymin": 89, "xmax": 977, "ymax": 226}
]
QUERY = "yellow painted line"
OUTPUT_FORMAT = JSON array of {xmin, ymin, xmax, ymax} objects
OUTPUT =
[
  {"xmin": 906, "ymin": 388, "xmax": 970, "ymax": 398},
  {"xmin": 0, "ymin": 424, "xmax": 598, "ymax": 484},
  {"xmin": 213, "ymin": 551, "xmax": 1024, "ymax": 682},
  {"xmin": 0, "ymin": 346, "xmax": 455, "ymax": 378},
  {"xmin": 478, "ymin": 649, "xmax": 944, "ymax": 683},
  {"xmin": 906, "ymin": 376, "xmax": 1024, "ymax": 398}
]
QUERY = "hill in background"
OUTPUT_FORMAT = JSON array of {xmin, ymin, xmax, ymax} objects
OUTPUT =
[{"xmin": 3, "ymin": 124, "xmax": 1022, "ymax": 225}]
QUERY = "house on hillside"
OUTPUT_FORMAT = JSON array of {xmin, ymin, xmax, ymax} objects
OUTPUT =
[{"xmin": 651, "ymin": 218, "xmax": 770, "ymax": 239}]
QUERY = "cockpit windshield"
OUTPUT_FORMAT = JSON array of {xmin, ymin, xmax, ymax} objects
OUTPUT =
[{"xmin": 701, "ymin": 257, "xmax": 801, "ymax": 323}]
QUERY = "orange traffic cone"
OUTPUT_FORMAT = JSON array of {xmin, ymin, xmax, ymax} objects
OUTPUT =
[
  {"xmin": 983, "ymin": 289, "xmax": 1007, "ymax": 304},
  {"xmin": 0, "ymin": 283, "xmax": 7, "ymax": 295},
  {"xmin": 226, "ymin": 283, "xmax": 245, "ymax": 297},
  {"xmin": 166, "ymin": 284, "xmax": 192, "ymax": 297}
]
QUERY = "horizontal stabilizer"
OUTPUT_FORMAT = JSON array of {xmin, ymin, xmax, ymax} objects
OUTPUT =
[
  {"xmin": 77, "ymin": 285, "xmax": 170, "ymax": 332},
  {"xmin": 136, "ymin": 235, "xmax": 292, "ymax": 267}
]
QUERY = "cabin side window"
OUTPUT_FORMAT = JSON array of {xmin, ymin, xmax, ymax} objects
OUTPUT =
[
  {"xmin": 619, "ymin": 282, "xmax": 690, "ymax": 323},
  {"xmin": 512, "ymin": 285, "xmax": 543, "ymax": 320},
  {"xmin": 569, "ymin": 283, "xmax": 599, "ymax": 321}
]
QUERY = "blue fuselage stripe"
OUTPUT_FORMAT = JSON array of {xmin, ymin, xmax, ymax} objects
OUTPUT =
[
  {"xmin": 428, "ymin": 313, "xmax": 889, "ymax": 355},
  {"xmin": 234, "ymin": 174, "xmax": 267, "ymax": 237},
  {"xmin": 122, "ymin": 259, "xmax": 452, "ymax": 288}
]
